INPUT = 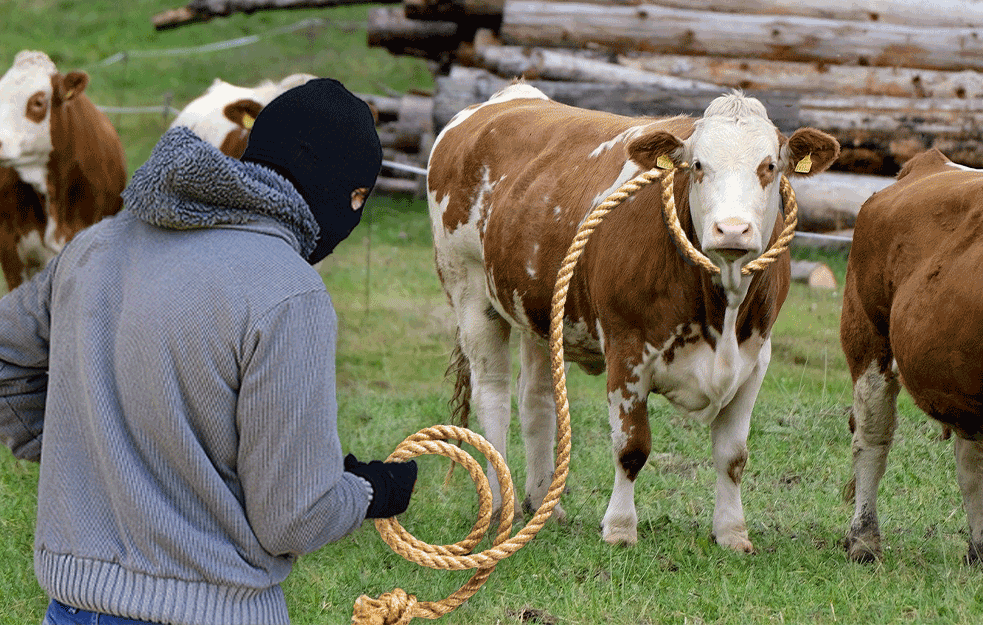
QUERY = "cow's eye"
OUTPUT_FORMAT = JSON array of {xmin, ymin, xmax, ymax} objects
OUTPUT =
[
  {"xmin": 692, "ymin": 160, "xmax": 702, "ymax": 171},
  {"xmin": 26, "ymin": 92, "xmax": 48, "ymax": 123},
  {"xmin": 767, "ymin": 162, "xmax": 776, "ymax": 172}
]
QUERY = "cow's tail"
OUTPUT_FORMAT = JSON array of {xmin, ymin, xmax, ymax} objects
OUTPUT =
[
  {"xmin": 443, "ymin": 333, "xmax": 472, "ymax": 487},
  {"xmin": 446, "ymin": 331, "xmax": 472, "ymax": 429}
]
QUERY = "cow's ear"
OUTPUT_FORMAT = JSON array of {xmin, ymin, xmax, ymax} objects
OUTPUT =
[
  {"xmin": 780, "ymin": 128, "xmax": 840, "ymax": 177},
  {"xmin": 627, "ymin": 130, "xmax": 685, "ymax": 171},
  {"xmin": 57, "ymin": 71, "xmax": 89, "ymax": 102},
  {"xmin": 223, "ymin": 99, "xmax": 264, "ymax": 130}
]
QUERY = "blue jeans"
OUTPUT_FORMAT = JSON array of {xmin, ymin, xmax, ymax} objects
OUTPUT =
[{"xmin": 42, "ymin": 600, "xmax": 162, "ymax": 625}]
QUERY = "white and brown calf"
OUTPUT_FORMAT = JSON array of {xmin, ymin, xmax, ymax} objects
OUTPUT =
[
  {"xmin": 427, "ymin": 85, "xmax": 839, "ymax": 551},
  {"xmin": 170, "ymin": 74, "xmax": 317, "ymax": 159}
]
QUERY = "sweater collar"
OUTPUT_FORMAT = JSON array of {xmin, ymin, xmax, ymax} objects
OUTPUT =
[{"xmin": 122, "ymin": 126, "xmax": 319, "ymax": 259}]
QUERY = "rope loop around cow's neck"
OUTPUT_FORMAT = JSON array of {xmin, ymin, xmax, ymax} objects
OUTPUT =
[{"xmin": 658, "ymin": 164, "xmax": 798, "ymax": 276}]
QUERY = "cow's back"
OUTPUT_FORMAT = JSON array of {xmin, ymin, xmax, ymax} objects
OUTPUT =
[{"xmin": 429, "ymin": 92, "xmax": 702, "ymax": 348}]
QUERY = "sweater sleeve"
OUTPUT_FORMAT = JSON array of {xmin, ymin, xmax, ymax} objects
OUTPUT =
[
  {"xmin": 236, "ymin": 288, "xmax": 371, "ymax": 557},
  {"xmin": 0, "ymin": 259, "xmax": 56, "ymax": 462}
]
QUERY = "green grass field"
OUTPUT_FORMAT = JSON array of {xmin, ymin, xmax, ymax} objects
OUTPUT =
[{"xmin": 2, "ymin": 2, "xmax": 982, "ymax": 623}]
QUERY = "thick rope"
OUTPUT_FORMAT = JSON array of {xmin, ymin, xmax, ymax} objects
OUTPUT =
[
  {"xmin": 352, "ymin": 164, "xmax": 797, "ymax": 623},
  {"xmin": 661, "ymin": 167, "xmax": 798, "ymax": 275}
]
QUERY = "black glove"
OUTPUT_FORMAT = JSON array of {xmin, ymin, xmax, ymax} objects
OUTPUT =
[{"xmin": 344, "ymin": 453, "xmax": 418, "ymax": 518}]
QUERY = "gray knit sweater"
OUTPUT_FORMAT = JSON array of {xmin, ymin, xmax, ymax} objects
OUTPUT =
[{"xmin": 0, "ymin": 127, "xmax": 371, "ymax": 624}]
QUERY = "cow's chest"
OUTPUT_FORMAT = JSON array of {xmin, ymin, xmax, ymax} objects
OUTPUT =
[{"xmin": 640, "ymin": 324, "xmax": 769, "ymax": 424}]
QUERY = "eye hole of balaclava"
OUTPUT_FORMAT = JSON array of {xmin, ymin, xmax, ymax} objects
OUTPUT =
[{"xmin": 351, "ymin": 187, "xmax": 370, "ymax": 211}]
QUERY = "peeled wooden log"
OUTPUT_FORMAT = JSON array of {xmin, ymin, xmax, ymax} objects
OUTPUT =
[
  {"xmin": 790, "ymin": 172, "xmax": 893, "ymax": 231},
  {"xmin": 475, "ymin": 46, "xmax": 722, "ymax": 90},
  {"xmin": 500, "ymin": 1, "xmax": 983, "ymax": 72},
  {"xmin": 618, "ymin": 0, "xmax": 983, "ymax": 28},
  {"xmin": 790, "ymin": 260, "xmax": 838, "ymax": 289},
  {"xmin": 619, "ymin": 54, "xmax": 983, "ymax": 99},
  {"xmin": 378, "ymin": 0, "xmax": 983, "ymax": 28}
]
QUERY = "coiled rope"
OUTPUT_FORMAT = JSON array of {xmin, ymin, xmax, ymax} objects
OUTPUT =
[{"xmin": 351, "ymin": 164, "xmax": 797, "ymax": 624}]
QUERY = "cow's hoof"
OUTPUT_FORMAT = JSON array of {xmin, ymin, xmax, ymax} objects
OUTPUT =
[
  {"xmin": 714, "ymin": 530, "xmax": 755, "ymax": 554},
  {"xmin": 522, "ymin": 496, "xmax": 567, "ymax": 523},
  {"xmin": 964, "ymin": 542, "xmax": 983, "ymax": 565},
  {"xmin": 601, "ymin": 523, "xmax": 638, "ymax": 546},
  {"xmin": 844, "ymin": 533, "xmax": 881, "ymax": 563}
]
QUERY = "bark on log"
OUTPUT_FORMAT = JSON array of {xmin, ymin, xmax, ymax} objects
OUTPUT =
[
  {"xmin": 799, "ymin": 95, "xmax": 983, "ymax": 171},
  {"xmin": 433, "ymin": 67, "xmax": 799, "ymax": 130},
  {"xmin": 619, "ymin": 53, "xmax": 983, "ymax": 99},
  {"xmin": 789, "ymin": 172, "xmax": 893, "ymax": 231},
  {"xmin": 790, "ymin": 260, "xmax": 837, "ymax": 289},
  {"xmin": 500, "ymin": 1, "xmax": 983, "ymax": 72},
  {"xmin": 366, "ymin": 7, "xmax": 462, "ymax": 60},
  {"xmin": 152, "ymin": 0, "xmax": 398, "ymax": 29}
]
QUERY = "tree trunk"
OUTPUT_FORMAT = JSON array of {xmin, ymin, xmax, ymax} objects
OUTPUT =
[{"xmin": 500, "ymin": 1, "xmax": 983, "ymax": 71}]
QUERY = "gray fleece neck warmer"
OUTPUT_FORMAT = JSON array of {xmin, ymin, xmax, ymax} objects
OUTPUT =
[{"xmin": 122, "ymin": 126, "xmax": 319, "ymax": 259}]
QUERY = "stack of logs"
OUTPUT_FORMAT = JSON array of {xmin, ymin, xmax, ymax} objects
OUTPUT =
[{"xmin": 365, "ymin": 0, "xmax": 983, "ymax": 265}]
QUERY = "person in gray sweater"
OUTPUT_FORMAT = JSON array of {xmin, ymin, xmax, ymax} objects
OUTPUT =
[{"xmin": 0, "ymin": 78, "xmax": 417, "ymax": 625}]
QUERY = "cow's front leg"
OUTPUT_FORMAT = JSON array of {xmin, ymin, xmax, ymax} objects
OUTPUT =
[
  {"xmin": 517, "ymin": 334, "xmax": 566, "ymax": 521},
  {"xmin": 708, "ymin": 351, "xmax": 766, "ymax": 554},
  {"xmin": 601, "ymin": 361, "xmax": 651, "ymax": 545},
  {"xmin": 954, "ymin": 436, "xmax": 983, "ymax": 564},
  {"xmin": 845, "ymin": 361, "xmax": 900, "ymax": 562}
]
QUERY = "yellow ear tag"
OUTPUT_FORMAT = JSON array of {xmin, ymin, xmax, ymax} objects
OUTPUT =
[
  {"xmin": 795, "ymin": 153, "xmax": 813, "ymax": 174},
  {"xmin": 242, "ymin": 114, "xmax": 255, "ymax": 130},
  {"xmin": 656, "ymin": 154, "xmax": 674, "ymax": 170},
  {"xmin": 63, "ymin": 89, "xmax": 74, "ymax": 100}
]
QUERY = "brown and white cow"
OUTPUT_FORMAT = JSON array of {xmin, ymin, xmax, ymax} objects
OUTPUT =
[
  {"xmin": 0, "ymin": 165, "xmax": 45, "ymax": 290},
  {"xmin": 169, "ymin": 74, "xmax": 317, "ymax": 159},
  {"xmin": 0, "ymin": 50, "xmax": 126, "ymax": 290},
  {"xmin": 841, "ymin": 147, "xmax": 983, "ymax": 563},
  {"xmin": 427, "ymin": 84, "xmax": 839, "ymax": 551}
]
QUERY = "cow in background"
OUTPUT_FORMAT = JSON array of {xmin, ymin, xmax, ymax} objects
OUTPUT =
[
  {"xmin": 170, "ymin": 74, "xmax": 317, "ymax": 159},
  {"xmin": 841, "ymin": 148, "xmax": 983, "ymax": 564},
  {"xmin": 0, "ymin": 165, "xmax": 45, "ymax": 290},
  {"xmin": 428, "ymin": 85, "xmax": 839, "ymax": 552},
  {"xmin": 0, "ymin": 50, "xmax": 126, "ymax": 291}
]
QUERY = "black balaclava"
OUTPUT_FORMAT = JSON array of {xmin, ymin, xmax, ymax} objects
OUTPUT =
[{"xmin": 241, "ymin": 78, "xmax": 382, "ymax": 264}]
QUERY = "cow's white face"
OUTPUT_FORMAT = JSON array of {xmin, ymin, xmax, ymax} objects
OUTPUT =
[
  {"xmin": 684, "ymin": 113, "xmax": 783, "ymax": 274},
  {"xmin": 0, "ymin": 51, "xmax": 57, "ymax": 183},
  {"xmin": 628, "ymin": 93, "xmax": 839, "ymax": 299}
]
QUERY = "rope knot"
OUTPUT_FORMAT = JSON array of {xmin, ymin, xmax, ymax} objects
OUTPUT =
[{"xmin": 352, "ymin": 588, "xmax": 418, "ymax": 625}]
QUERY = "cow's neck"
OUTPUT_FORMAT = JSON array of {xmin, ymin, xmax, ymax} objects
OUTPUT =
[{"xmin": 673, "ymin": 184, "xmax": 776, "ymax": 347}]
